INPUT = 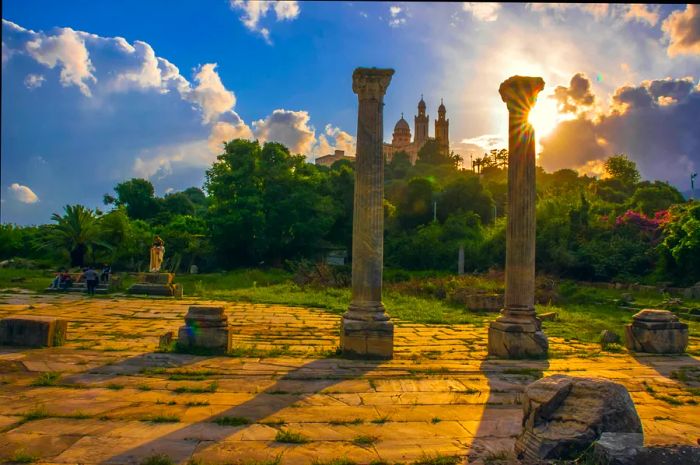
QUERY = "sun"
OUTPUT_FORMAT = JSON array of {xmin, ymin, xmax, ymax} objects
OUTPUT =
[{"xmin": 527, "ymin": 95, "xmax": 562, "ymax": 138}]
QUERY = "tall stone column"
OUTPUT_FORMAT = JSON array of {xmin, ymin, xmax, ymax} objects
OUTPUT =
[
  {"xmin": 340, "ymin": 67, "xmax": 394, "ymax": 359},
  {"xmin": 488, "ymin": 75, "xmax": 548, "ymax": 359}
]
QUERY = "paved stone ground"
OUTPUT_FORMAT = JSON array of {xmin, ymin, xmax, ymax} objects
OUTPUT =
[{"xmin": 0, "ymin": 293, "xmax": 698, "ymax": 464}]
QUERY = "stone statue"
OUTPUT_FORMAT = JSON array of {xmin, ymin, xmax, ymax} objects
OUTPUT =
[{"xmin": 149, "ymin": 236, "xmax": 165, "ymax": 272}]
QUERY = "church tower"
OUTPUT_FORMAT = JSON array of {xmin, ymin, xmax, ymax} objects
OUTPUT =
[
  {"xmin": 435, "ymin": 98, "xmax": 449, "ymax": 157},
  {"xmin": 414, "ymin": 95, "xmax": 429, "ymax": 148}
]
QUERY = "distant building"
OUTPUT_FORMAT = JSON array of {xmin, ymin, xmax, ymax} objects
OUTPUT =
[
  {"xmin": 315, "ymin": 149, "xmax": 355, "ymax": 167},
  {"xmin": 383, "ymin": 96, "xmax": 450, "ymax": 165}
]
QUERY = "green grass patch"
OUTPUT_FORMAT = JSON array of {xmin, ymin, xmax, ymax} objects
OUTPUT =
[
  {"xmin": 21, "ymin": 407, "xmax": 51, "ymax": 423},
  {"xmin": 30, "ymin": 372, "xmax": 60, "ymax": 387},
  {"xmin": 352, "ymin": 434, "xmax": 379, "ymax": 446},
  {"xmin": 8, "ymin": 449, "xmax": 38, "ymax": 463},
  {"xmin": 412, "ymin": 454, "xmax": 461, "ymax": 465},
  {"xmin": 274, "ymin": 429, "xmax": 310, "ymax": 444},
  {"xmin": 329, "ymin": 418, "xmax": 364, "ymax": 425},
  {"xmin": 185, "ymin": 401, "xmax": 210, "ymax": 407},
  {"xmin": 106, "ymin": 383, "xmax": 124, "ymax": 390},
  {"xmin": 431, "ymin": 417, "xmax": 442, "ymax": 424},
  {"xmin": 172, "ymin": 382, "xmax": 218, "ymax": 394},
  {"xmin": 371, "ymin": 415, "xmax": 390, "ymax": 424},
  {"xmin": 139, "ymin": 454, "xmax": 174, "ymax": 465},
  {"xmin": 311, "ymin": 459, "xmax": 357, "ymax": 465},
  {"xmin": 212, "ymin": 416, "xmax": 250, "ymax": 426},
  {"xmin": 141, "ymin": 414, "xmax": 180, "ymax": 423}
]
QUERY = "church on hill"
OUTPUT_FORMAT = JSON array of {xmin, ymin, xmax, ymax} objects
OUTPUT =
[{"xmin": 383, "ymin": 96, "xmax": 450, "ymax": 165}]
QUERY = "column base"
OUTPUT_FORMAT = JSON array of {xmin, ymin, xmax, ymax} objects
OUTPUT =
[
  {"xmin": 488, "ymin": 320, "xmax": 548, "ymax": 359},
  {"xmin": 340, "ymin": 316, "xmax": 393, "ymax": 359}
]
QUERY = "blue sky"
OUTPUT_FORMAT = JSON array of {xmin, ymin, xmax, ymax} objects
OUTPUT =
[{"xmin": 2, "ymin": 2, "xmax": 700, "ymax": 224}]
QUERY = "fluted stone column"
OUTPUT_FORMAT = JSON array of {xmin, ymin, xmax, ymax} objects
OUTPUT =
[
  {"xmin": 488, "ymin": 75, "xmax": 548, "ymax": 359},
  {"xmin": 340, "ymin": 67, "xmax": 394, "ymax": 359}
]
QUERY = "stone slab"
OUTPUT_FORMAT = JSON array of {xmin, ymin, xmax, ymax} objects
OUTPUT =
[{"xmin": 0, "ymin": 315, "xmax": 67, "ymax": 347}]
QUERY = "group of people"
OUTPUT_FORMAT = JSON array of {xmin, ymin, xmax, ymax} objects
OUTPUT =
[{"xmin": 49, "ymin": 264, "xmax": 111, "ymax": 296}]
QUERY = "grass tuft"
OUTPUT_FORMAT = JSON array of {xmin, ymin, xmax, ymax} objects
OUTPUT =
[
  {"xmin": 139, "ymin": 454, "xmax": 174, "ymax": 465},
  {"xmin": 351, "ymin": 434, "xmax": 379, "ymax": 447},
  {"xmin": 212, "ymin": 416, "xmax": 250, "ymax": 426},
  {"xmin": 274, "ymin": 429, "xmax": 310, "ymax": 444},
  {"xmin": 30, "ymin": 372, "xmax": 60, "ymax": 387},
  {"xmin": 141, "ymin": 414, "xmax": 180, "ymax": 423}
]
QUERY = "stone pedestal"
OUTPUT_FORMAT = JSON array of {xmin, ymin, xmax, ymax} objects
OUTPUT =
[
  {"xmin": 625, "ymin": 309, "xmax": 688, "ymax": 354},
  {"xmin": 488, "ymin": 75, "xmax": 548, "ymax": 359},
  {"xmin": 128, "ymin": 272, "xmax": 178, "ymax": 297},
  {"xmin": 177, "ymin": 306, "xmax": 231, "ymax": 353},
  {"xmin": 0, "ymin": 316, "xmax": 67, "ymax": 347},
  {"xmin": 340, "ymin": 67, "xmax": 395, "ymax": 359}
]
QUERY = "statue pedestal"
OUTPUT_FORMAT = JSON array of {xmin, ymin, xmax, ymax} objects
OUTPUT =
[
  {"xmin": 340, "ymin": 317, "xmax": 394, "ymax": 359},
  {"xmin": 127, "ymin": 273, "xmax": 181, "ymax": 297},
  {"xmin": 488, "ymin": 319, "xmax": 548, "ymax": 359}
]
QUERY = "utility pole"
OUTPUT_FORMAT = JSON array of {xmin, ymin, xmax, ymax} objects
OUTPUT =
[
  {"xmin": 433, "ymin": 201, "xmax": 437, "ymax": 222},
  {"xmin": 692, "ymin": 173, "xmax": 698, "ymax": 200}
]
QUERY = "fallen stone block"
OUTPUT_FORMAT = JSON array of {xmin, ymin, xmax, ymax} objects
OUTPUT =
[
  {"xmin": 514, "ymin": 374, "xmax": 642, "ymax": 462},
  {"xmin": 0, "ymin": 315, "xmax": 68, "ymax": 347},
  {"xmin": 625, "ymin": 309, "xmax": 688, "ymax": 354},
  {"xmin": 600, "ymin": 329, "xmax": 621, "ymax": 345},
  {"xmin": 593, "ymin": 432, "xmax": 644, "ymax": 465}
]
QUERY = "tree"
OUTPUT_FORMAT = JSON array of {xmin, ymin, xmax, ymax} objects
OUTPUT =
[
  {"xmin": 386, "ymin": 151, "xmax": 412, "ymax": 179},
  {"xmin": 416, "ymin": 140, "xmax": 460, "ymax": 167},
  {"xmin": 205, "ymin": 139, "xmax": 337, "ymax": 266},
  {"xmin": 437, "ymin": 175, "xmax": 494, "ymax": 224},
  {"xmin": 44, "ymin": 205, "xmax": 102, "ymax": 267},
  {"xmin": 604, "ymin": 154, "xmax": 640, "ymax": 188},
  {"xmin": 108, "ymin": 178, "xmax": 161, "ymax": 221},
  {"xmin": 629, "ymin": 181, "xmax": 684, "ymax": 215},
  {"xmin": 397, "ymin": 177, "xmax": 435, "ymax": 229}
]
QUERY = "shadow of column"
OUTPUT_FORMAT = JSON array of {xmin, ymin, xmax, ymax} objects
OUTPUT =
[
  {"xmin": 99, "ymin": 357, "xmax": 382, "ymax": 464},
  {"xmin": 467, "ymin": 358, "xmax": 549, "ymax": 463}
]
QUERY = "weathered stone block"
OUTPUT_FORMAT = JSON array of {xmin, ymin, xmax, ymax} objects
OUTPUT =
[
  {"xmin": 177, "ymin": 306, "xmax": 230, "ymax": 353},
  {"xmin": 625, "ymin": 309, "xmax": 688, "ymax": 354},
  {"xmin": 340, "ymin": 318, "xmax": 393, "ymax": 359},
  {"xmin": 488, "ymin": 320, "xmax": 547, "ymax": 358},
  {"xmin": 127, "ymin": 283, "xmax": 174, "ymax": 296},
  {"xmin": 459, "ymin": 293, "xmax": 503, "ymax": 312},
  {"xmin": 0, "ymin": 316, "xmax": 67, "ymax": 347},
  {"xmin": 141, "ymin": 273, "xmax": 174, "ymax": 284},
  {"xmin": 177, "ymin": 325, "xmax": 231, "ymax": 352},
  {"xmin": 515, "ymin": 375, "xmax": 642, "ymax": 462},
  {"xmin": 593, "ymin": 432, "xmax": 644, "ymax": 465}
]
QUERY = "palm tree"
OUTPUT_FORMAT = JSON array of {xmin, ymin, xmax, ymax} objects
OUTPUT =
[{"xmin": 44, "ymin": 205, "xmax": 101, "ymax": 267}]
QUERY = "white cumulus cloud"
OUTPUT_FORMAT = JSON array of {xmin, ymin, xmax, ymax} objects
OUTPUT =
[
  {"xmin": 253, "ymin": 109, "xmax": 316, "ymax": 155},
  {"xmin": 624, "ymin": 4, "xmax": 659, "ymax": 27},
  {"xmin": 185, "ymin": 63, "xmax": 236, "ymax": 124},
  {"xmin": 9, "ymin": 183, "xmax": 39, "ymax": 203},
  {"xmin": 25, "ymin": 26, "xmax": 96, "ymax": 96},
  {"xmin": 24, "ymin": 73, "xmax": 45, "ymax": 89},
  {"xmin": 229, "ymin": 0, "xmax": 300, "ymax": 43},
  {"xmin": 462, "ymin": 3, "xmax": 501, "ymax": 22}
]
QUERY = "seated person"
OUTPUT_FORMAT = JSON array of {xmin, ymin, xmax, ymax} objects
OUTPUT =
[
  {"xmin": 50, "ymin": 269, "xmax": 64, "ymax": 289},
  {"xmin": 59, "ymin": 271, "xmax": 73, "ymax": 289}
]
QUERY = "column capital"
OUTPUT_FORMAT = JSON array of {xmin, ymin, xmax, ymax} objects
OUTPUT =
[
  {"xmin": 499, "ymin": 75, "xmax": 545, "ymax": 114},
  {"xmin": 353, "ymin": 68, "xmax": 394, "ymax": 101}
]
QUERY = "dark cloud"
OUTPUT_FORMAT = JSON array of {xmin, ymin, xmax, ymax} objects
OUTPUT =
[
  {"xmin": 612, "ymin": 85, "xmax": 655, "ymax": 110},
  {"xmin": 551, "ymin": 72, "xmax": 595, "ymax": 113},
  {"xmin": 540, "ymin": 76, "xmax": 700, "ymax": 186}
]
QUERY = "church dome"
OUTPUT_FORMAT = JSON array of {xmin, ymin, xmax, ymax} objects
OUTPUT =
[
  {"xmin": 418, "ymin": 96, "xmax": 426, "ymax": 111},
  {"xmin": 394, "ymin": 114, "xmax": 410, "ymax": 132},
  {"xmin": 438, "ymin": 99, "xmax": 446, "ymax": 113}
]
